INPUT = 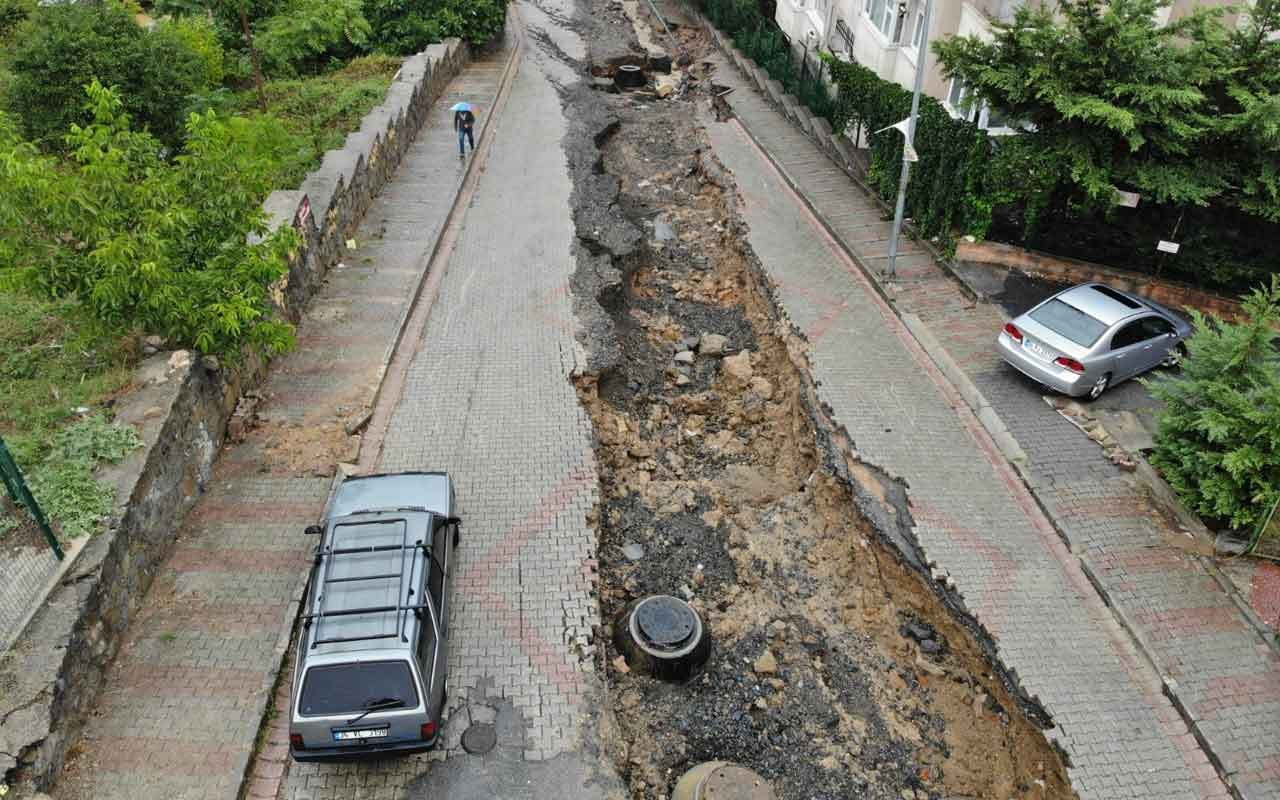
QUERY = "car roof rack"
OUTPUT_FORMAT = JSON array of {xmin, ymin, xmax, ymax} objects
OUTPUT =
[{"xmin": 305, "ymin": 515, "xmax": 431, "ymax": 649}]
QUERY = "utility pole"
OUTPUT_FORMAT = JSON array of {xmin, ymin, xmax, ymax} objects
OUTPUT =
[{"xmin": 885, "ymin": 0, "xmax": 933, "ymax": 279}]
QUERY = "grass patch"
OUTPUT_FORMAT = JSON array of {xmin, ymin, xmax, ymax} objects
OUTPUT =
[
  {"xmin": 0, "ymin": 290, "xmax": 139, "ymax": 541},
  {"xmin": 238, "ymin": 54, "xmax": 404, "ymax": 188}
]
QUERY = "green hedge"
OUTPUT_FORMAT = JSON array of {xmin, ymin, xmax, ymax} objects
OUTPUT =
[
  {"xmin": 700, "ymin": 0, "xmax": 1277, "ymax": 291},
  {"xmin": 704, "ymin": 0, "xmax": 834, "ymax": 123}
]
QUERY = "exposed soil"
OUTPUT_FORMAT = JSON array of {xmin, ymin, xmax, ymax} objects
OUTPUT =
[
  {"xmin": 561, "ymin": 4, "xmax": 1076, "ymax": 799},
  {"xmin": 0, "ymin": 495, "xmax": 58, "ymax": 556}
]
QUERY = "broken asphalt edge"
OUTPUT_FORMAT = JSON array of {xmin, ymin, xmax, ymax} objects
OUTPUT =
[
  {"xmin": 697, "ymin": 19, "xmax": 1263, "ymax": 798},
  {"xmin": 236, "ymin": 18, "xmax": 527, "ymax": 800}
]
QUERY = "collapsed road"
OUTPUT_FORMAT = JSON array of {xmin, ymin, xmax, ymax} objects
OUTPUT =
[{"xmin": 559, "ymin": 2, "xmax": 1075, "ymax": 797}]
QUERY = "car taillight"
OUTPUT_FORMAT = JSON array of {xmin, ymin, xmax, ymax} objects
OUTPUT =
[
  {"xmin": 289, "ymin": 733, "xmax": 305, "ymax": 749},
  {"xmin": 1055, "ymin": 356, "xmax": 1086, "ymax": 373},
  {"xmin": 421, "ymin": 721, "xmax": 437, "ymax": 740},
  {"xmin": 1003, "ymin": 322, "xmax": 1023, "ymax": 342}
]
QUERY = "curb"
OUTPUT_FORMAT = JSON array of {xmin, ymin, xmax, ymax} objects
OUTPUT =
[
  {"xmin": 237, "ymin": 19, "xmax": 525, "ymax": 800},
  {"xmin": 701, "ymin": 20, "xmax": 1265, "ymax": 799}
]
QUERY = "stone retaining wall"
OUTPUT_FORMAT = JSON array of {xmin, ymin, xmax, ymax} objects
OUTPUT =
[{"xmin": 0, "ymin": 38, "xmax": 467, "ymax": 792}]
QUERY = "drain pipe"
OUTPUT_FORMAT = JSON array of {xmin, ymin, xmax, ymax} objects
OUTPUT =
[{"xmin": 643, "ymin": 0, "xmax": 685, "ymax": 60}]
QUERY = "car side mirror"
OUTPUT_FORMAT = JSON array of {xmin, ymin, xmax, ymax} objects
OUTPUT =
[{"xmin": 304, "ymin": 524, "xmax": 323, "ymax": 536}]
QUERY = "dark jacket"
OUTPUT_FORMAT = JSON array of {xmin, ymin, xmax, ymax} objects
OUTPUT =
[{"xmin": 454, "ymin": 110, "xmax": 475, "ymax": 132}]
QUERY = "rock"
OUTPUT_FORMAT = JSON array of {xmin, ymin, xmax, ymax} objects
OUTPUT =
[
  {"xmin": 167, "ymin": 350, "xmax": 192, "ymax": 372},
  {"xmin": 919, "ymin": 638, "xmax": 942, "ymax": 655},
  {"xmin": 698, "ymin": 333, "xmax": 729, "ymax": 356},
  {"xmin": 679, "ymin": 584, "xmax": 695, "ymax": 600},
  {"xmin": 675, "ymin": 373, "xmax": 692, "ymax": 386},
  {"xmin": 915, "ymin": 653, "xmax": 946, "ymax": 677},
  {"xmin": 721, "ymin": 350, "xmax": 753, "ymax": 386},
  {"xmin": 701, "ymin": 509, "xmax": 723, "ymax": 528},
  {"xmin": 753, "ymin": 697, "xmax": 768, "ymax": 710},
  {"xmin": 748, "ymin": 376, "xmax": 774, "ymax": 400},
  {"xmin": 612, "ymin": 655, "xmax": 631, "ymax": 675},
  {"xmin": 143, "ymin": 406, "xmax": 164, "ymax": 419},
  {"xmin": 674, "ymin": 350, "xmax": 695, "ymax": 364},
  {"xmin": 753, "ymin": 649, "xmax": 778, "ymax": 674},
  {"xmin": 901, "ymin": 622, "xmax": 936, "ymax": 643},
  {"xmin": 818, "ymin": 755, "xmax": 841, "ymax": 771},
  {"xmin": 343, "ymin": 409, "xmax": 373, "ymax": 436},
  {"xmin": 653, "ymin": 215, "xmax": 677, "ymax": 242},
  {"xmin": 622, "ymin": 542, "xmax": 645, "ymax": 562},
  {"xmin": 887, "ymin": 671, "xmax": 908, "ymax": 691}
]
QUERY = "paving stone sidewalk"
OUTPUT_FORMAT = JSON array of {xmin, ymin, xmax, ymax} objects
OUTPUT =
[
  {"xmin": 52, "ymin": 52, "xmax": 508, "ymax": 800},
  {"xmin": 281, "ymin": 2, "xmax": 616, "ymax": 797},
  {"xmin": 703, "ymin": 51, "xmax": 1250, "ymax": 799}
]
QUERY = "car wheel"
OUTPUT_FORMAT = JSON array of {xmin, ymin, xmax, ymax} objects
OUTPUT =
[
  {"xmin": 1087, "ymin": 373, "xmax": 1110, "ymax": 400},
  {"xmin": 1161, "ymin": 343, "xmax": 1187, "ymax": 369}
]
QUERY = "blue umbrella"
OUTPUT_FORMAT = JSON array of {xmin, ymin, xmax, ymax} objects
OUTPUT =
[{"xmin": 450, "ymin": 102, "xmax": 472, "ymax": 112}]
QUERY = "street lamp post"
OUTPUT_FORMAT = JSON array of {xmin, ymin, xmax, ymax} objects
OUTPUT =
[{"xmin": 885, "ymin": 0, "xmax": 934, "ymax": 279}]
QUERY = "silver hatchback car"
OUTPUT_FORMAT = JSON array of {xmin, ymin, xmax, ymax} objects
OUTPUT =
[{"xmin": 996, "ymin": 283, "xmax": 1192, "ymax": 399}]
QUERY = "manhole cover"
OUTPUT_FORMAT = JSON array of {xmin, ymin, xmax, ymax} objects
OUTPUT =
[
  {"xmin": 635, "ymin": 595, "xmax": 696, "ymax": 649},
  {"xmin": 701, "ymin": 764, "xmax": 775, "ymax": 799},
  {"xmin": 461, "ymin": 723, "xmax": 497, "ymax": 755}
]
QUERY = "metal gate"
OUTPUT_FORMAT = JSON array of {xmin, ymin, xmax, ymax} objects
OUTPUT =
[{"xmin": 0, "ymin": 435, "xmax": 64, "ymax": 560}]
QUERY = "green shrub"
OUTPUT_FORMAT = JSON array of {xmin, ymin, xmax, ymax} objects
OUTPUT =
[
  {"xmin": 1146, "ymin": 276, "xmax": 1280, "ymax": 531},
  {"xmin": 5, "ymin": 0, "xmax": 217, "ymax": 149},
  {"xmin": 366, "ymin": 0, "xmax": 505, "ymax": 53},
  {"xmin": 0, "ymin": 0, "xmax": 34, "ymax": 40},
  {"xmin": 244, "ymin": 55, "xmax": 400, "ymax": 185},
  {"xmin": 160, "ymin": 15, "xmax": 226, "ymax": 89},
  {"xmin": 0, "ymin": 82, "xmax": 298, "ymax": 357},
  {"xmin": 26, "ymin": 413, "xmax": 141, "ymax": 538},
  {"xmin": 255, "ymin": 0, "xmax": 371, "ymax": 77}
]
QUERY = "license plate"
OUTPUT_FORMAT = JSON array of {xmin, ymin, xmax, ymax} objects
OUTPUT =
[
  {"xmin": 1022, "ymin": 339, "xmax": 1051, "ymax": 360},
  {"xmin": 333, "ymin": 728, "xmax": 389, "ymax": 741}
]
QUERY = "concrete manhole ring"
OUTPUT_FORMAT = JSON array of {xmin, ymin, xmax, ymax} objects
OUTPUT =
[
  {"xmin": 614, "ymin": 595, "xmax": 711, "ymax": 681},
  {"xmin": 461, "ymin": 722, "xmax": 497, "ymax": 755},
  {"xmin": 673, "ymin": 762, "xmax": 776, "ymax": 800}
]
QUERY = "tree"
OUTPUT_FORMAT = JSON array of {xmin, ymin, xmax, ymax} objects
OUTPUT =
[
  {"xmin": 366, "ymin": 0, "xmax": 506, "ymax": 53},
  {"xmin": 934, "ymin": 0, "xmax": 1280, "ymax": 228},
  {"xmin": 1146, "ymin": 276, "xmax": 1280, "ymax": 531},
  {"xmin": 0, "ymin": 83, "xmax": 298, "ymax": 357},
  {"xmin": 6, "ymin": 0, "xmax": 218, "ymax": 149}
]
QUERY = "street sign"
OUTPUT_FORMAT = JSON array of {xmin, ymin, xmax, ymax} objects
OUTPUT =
[
  {"xmin": 1114, "ymin": 190, "xmax": 1140, "ymax": 208},
  {"xmin": 295, "ymin": 195, "xmax": 312, "ymax": 228},
  {"xmin": 1156, "ymin": 240, "xmax": 1180, "ymax": 254}
]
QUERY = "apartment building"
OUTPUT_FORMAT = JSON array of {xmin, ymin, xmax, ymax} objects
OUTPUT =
[{"xmin": 775, "ymin": 0, "xmax": 1247, "ymax": 131}]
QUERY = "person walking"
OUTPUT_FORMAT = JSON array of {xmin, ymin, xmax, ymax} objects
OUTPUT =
[{"xmin": 453, "ymin": 103, "xmax": 476, "ymax": 158}]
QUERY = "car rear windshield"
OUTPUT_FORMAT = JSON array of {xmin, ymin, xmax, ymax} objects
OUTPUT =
[
  {"xmin": 1029, "ymin": 299, "xmax": 1108, "ymax": 347},
  {"xmin": 299, "ymin": 660, "xmax": 419, "ymax": 717}
]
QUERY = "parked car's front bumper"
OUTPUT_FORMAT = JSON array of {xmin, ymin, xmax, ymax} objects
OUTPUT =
[
  {"xmin": 996, "ymin": 332, "xmax": 1093, "ymax": 397},
  {"xmin": 290, "ymin": 734, "xmax": 438, "ymax": 763}
]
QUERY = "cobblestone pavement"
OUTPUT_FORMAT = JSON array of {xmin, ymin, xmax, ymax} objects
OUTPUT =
[
  {"xmin": 703, "ymin": 52, "xmax": 1243, "ymax": 800},
  {"xmin": 280, "ymin": 3, "xmax": 618, "ymax": 799},
  {"xmin": 52, "ymin": 50, "xmax": 509, "ymax": 800}
]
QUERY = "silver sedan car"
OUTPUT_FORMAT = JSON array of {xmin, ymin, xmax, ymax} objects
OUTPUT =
[{"xmin": 996, "ymin": 282, "xmax": 1192, "ymax": 399}]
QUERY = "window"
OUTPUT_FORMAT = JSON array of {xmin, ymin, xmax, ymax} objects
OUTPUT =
[
  {"xmin": 1029, "ymin": 299, "xmax": 1109, "ymax": 347},
  {"xmin": 865, "ymin": 0, "xmax": 897, "ymax": 38},
  {"xmin": 948, "ymin": 78, "xmax": 976, "ymax": 119},
  {"xmin": 1139, "ymin": 316, "xmax": 1176, "ymax": 338},
  {"xmin": 1111, "ymin": 320, "xmax": 1151, "ymax": 350},
  {"xmin": 299, "ymin": 660, "xmax": 419, "ymax": 716},
  {"xmin": 911, "ymin": 8, "xmax": 925, "ymax": 47}
]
